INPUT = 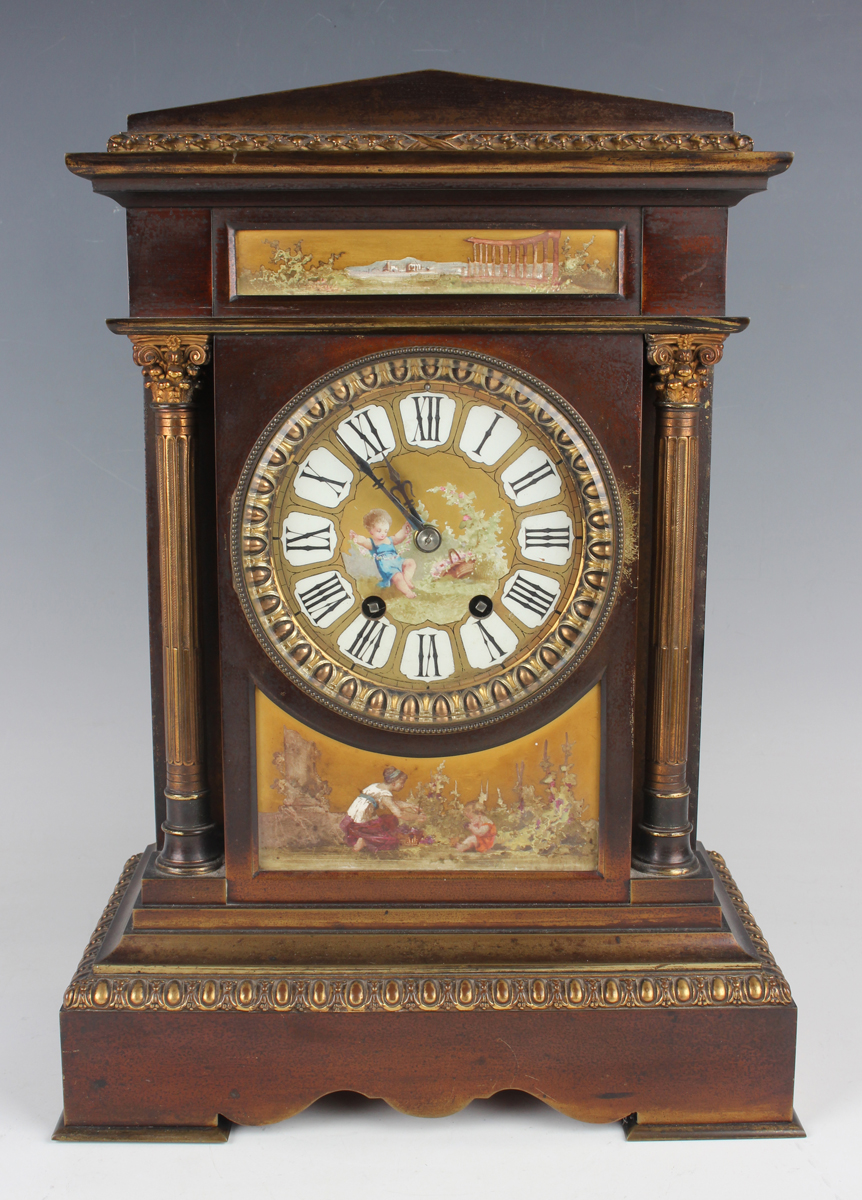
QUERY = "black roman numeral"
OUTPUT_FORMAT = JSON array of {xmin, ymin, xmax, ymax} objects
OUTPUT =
[
  {"xmin": 299, "ymin": 464, "xmax": 349, "ymax": 500},
  {"xmin": 343, "ymin": 410, "xmax": 388, "ymax": 458},
  {"xmin": 524, "ymin": 525, "xmax": 572, "ymax": 550},
  {"xmin": 472, "ymin": 413, "xmax": 503, "ymax": 457},
  {"xmin": 504, "ymin": 574, "xmax": 557, "ymax": 620},
  {"xmin": 414, "ymin": 633, "xmax": 441, "ymax": 678},
  {"xmin": 346, "ymin": 619, "xmax": 388, "ymax": 665},
  {"xmin": 297, "ymin": 573, "xmax": 350, "ymax": 622},
  {"xmin": 412, "ymin": 395, "xmax": 443, "ymax": 443},
  {"xmin": 283, "ymin": 525, "xmax": 333, "ymax": 554},
  {"xmin": 508, "ymin": 459, "xmax": 555, "ymax": 498},
  {"xmin": 474, "ymin": 620, "xmax": 506, "ymax": 661}
]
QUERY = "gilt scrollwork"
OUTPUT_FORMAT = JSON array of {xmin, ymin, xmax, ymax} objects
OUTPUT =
[
  {"xmin": 130, "ymin": 334, "xmax": 210, "ymax": 407},
  {"xmin": 646, "ymin": 333, "xmax": 727, "ymax": 407}
]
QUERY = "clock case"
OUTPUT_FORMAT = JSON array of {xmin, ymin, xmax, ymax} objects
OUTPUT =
[{"xmin": 57, "ymin": 71, "xmax": 801, "ymax": 1142}]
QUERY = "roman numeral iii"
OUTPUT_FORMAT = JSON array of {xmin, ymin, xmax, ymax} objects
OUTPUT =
[{"xmin": 524, "ymin": 525, "xmax": 572, "ymax": 549}]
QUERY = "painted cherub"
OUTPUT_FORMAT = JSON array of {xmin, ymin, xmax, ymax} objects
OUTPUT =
[
  {"xmin": 453, "ymin": 793, "xmax": 497, "ymax": 854},
  {"xmin": 349, "ymin": 508, "xmax": 417, "ymax": 598}
]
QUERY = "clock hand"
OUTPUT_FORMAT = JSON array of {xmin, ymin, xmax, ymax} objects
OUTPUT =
[
  {"xmin": 334, "ymin": 434, "xmax": 425, "ymax": 532},
  {"xmin": 382, "ymin": 459, "xmax": 425, "ymax": 525}
]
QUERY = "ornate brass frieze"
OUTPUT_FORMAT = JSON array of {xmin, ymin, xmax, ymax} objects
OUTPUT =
[
  {"xmin": 107, "ymin": 130, "xmax": 755, "ymax": 154},
  {"xmin": 62, "ymin": 851, "xmax": 792, "ymax": 1014}
]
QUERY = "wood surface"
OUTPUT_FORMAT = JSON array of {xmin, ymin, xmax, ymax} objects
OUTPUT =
[
  {"xmin": 60, "ymin": 1005, "xmax": 797, "ymax": 1129},
  {"xmin": 127, "ymin": 208, "xmax": 212, "ymax": 316},
  {"xmin": 126, "ymin": 69, "xmax": 736, "ymax": 134}
]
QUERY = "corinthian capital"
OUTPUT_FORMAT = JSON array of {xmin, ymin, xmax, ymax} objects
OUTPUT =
[
  {"xmin": 129, "ymin": 334, "xmax": 211, "ymax": 406},
  {"xmin": 646, "ymin": 333, "xmax": 727, "ymax": 407}
]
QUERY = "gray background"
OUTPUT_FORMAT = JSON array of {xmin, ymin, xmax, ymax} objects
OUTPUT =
[{"xmin": 1, "ymin": 0, "xmax": 859, "ymax": 1195}]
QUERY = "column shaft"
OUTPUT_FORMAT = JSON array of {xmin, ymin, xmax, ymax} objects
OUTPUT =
[
  {"xmin": 131, "ymin": 334, "xmax": 223, "ymax": 874},
  {"xmin": 633, "ymin": 334, "xmax": 725, "ymax": 874}
]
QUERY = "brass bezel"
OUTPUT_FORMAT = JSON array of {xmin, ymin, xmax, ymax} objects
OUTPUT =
[{"xmin": 230, "ymin": 347, "xmax": 622, "ymax": 732}]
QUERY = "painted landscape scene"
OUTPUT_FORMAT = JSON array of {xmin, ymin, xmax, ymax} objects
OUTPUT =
[
  {"xmin": 256, "ymin": 685, "xmax": 601, "ymax": 872},
  {"xmin": 234, "ymin": 228, "xmax": 619, "ymax": 296}
]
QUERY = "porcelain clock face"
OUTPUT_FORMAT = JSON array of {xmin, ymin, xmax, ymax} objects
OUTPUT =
[{"xmin": 232, "ymin": 349, "xmax": 622, "ymax": 731}]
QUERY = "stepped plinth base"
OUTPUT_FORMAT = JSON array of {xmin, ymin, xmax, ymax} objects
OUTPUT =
[{"xmin": 55, "ymin": 848, "xmax": 800, "ymax": 1142}]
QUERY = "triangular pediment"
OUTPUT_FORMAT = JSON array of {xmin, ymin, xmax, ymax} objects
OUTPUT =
[{"xmin": 127, "ymin": 70, "xmax": 733, "ymax": 133}]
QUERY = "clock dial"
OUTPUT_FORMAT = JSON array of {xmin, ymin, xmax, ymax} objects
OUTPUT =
[{"xmin": 232, "ymin": 349, "xmax": 622, "ymax": 731}]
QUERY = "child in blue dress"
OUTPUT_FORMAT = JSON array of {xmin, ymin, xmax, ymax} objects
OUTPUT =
[{"xmin": 349, "ymin": 508, "xmax": 417, "ymax": 598}]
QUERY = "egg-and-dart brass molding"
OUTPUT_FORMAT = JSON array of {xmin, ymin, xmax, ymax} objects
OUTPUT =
[
  {"xmin": 62, "ymin": 850, "xmax": 792, "ymax": 1014},
  {"xmin": 106, "ymin": 130, "xmax": 755, "ymax": 155},
  {"xmin": 108, "ymin": 317, "xmax": 750, "ymax": 338}
]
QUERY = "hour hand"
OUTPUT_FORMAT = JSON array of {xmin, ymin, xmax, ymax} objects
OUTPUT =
[
  {"xmin": 334, "ymin": 435, "xmax": 441, "ymax": 551},
  {"xmin": 383, "ymin": 460, "xmax": 424, "ymax": 525},
  {"xmin": 334, "ymin": 434, "xmax": 424, "ymax": 532}
]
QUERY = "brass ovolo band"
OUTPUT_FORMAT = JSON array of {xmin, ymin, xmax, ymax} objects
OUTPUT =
[
  {"xmin": 129, "ymin": 335, "xmax": 223, "ymax": 873},
  {"xmin": 634, "ymin": 334, "xmax": 726, "ymax": 875},
  {"xmin": 61, "ymin": 850, "xmax": 792, "ymax": 1013}
]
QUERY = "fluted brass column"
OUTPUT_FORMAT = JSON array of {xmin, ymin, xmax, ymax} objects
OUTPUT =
[
  {"xmin": 633, "ymin": 333, "xmax": 726, "ymax": 874},
  {"xmin": 130, "ymin": 334, "xmax": 223, "ymax": 873}
]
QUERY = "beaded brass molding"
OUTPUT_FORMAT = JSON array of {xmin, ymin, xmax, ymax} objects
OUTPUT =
[
  {"xmin": 62, "ymin": 851, "xmax": 792, "ymax": 1014},
  {"xmin": 106, "ymin": 130, "xmax": 754, "ymax": 154},
  {"xmin": 231, "ymin": 348, "xmax": 622, "ymax": 732}
]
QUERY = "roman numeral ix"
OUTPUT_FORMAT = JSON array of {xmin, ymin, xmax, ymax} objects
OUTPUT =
[{"xmin": 283, "ymin": 526, "xmax": 333, "ymax": 553}]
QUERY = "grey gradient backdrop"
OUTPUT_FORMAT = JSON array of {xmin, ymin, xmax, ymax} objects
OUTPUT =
[{"xmin": 1, "ymin": 1, "xmax": 859, "ymax": 1195}]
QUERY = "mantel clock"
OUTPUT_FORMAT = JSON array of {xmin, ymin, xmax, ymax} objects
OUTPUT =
[{"xmin": 57, "ymin": 71, "xmax": 802, "ymax": 1142}]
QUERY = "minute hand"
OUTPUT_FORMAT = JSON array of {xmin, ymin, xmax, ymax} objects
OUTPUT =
[{"xmin": 335, "ymin": 435, "xmax": 425, "ymax": 532}]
